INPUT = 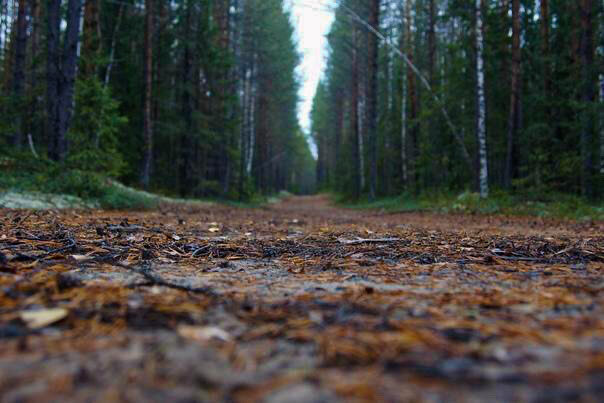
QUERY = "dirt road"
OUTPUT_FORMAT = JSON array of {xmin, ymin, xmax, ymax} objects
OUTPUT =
[{"xmin": 1, "ymin": 196, "xmax": 603, "ymax": 402}]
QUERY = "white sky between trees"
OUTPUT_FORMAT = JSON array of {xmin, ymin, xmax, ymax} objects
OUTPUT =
[{"xmin": 287, "ymin": 0, "xmax": 335, "ymax": 158}]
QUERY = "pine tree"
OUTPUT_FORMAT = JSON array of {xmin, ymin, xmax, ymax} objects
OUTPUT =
[
  {"xmin": 504, "ymin": 0, "xmax": 520, "ymax": 188},
  {"xmin": 141, "ymin": 0, "xmax": 154, "ymax": 189}
]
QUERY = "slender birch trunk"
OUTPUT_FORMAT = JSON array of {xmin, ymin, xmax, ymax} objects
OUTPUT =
[
  {"xmin": 241, "ymin": 67, "xmax": 251, "ymax": 175},
  {"xmin": 104, "ymin": 4, "xmax": 124, "ymax": 87},
  {"xmin": 400, "ymin": 3, "xmax": 408, "ymax": 187},
  {"xmin": 401, "ymin": 62, "xmax": 408, "ymax": 186},
  {"xmin": 475, "ymin": 0, "xmax": 489, "ymax": 198},
  {"xmin": 247, "ymin": 69, "xmax": 256, "ymax": 176},
  {"xmin": 358, "ymin": 82, "xmax": 365, "ymax": 191}
]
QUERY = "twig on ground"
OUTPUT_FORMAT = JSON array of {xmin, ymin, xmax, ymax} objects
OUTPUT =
[
  {"xmin": 44, "ymin": 238, "xmax": 77, "ymax": 257},
  {"xmin": 337, "ymin": 237, "xmax": 401, "ymax": 245},
  {"xmin": 117, "ymin": 262, "xmax": 217, "ymax": 297},
  {"xmin": 192, "ymin": 244, "xmax": 211, "ymax": 257}
]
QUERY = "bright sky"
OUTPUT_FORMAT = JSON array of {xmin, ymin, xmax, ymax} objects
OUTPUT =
[{"xmin": 286, "ymin": 1, "xmax": 335, "ymax": 139}]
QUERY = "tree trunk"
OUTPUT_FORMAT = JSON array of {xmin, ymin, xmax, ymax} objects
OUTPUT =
[
  {"xmin": 241, "ymin": 66, "xmax": 251, "ymax": 175},
  {"xmin": 10, "ymin": 0, "xmax": 27, "ymax": 148},
  {"xmin": 82, "ymin": 0, "xmax": 101, "ymax": 77},
  {"xmin": 104, "ymin": 4, "xmax": 124, "ymax": 87},
  {"xmin": 46, "ymin": 0, "xmax": 82, "ymax": 161},
  {"xmin": 401, "ymin": 57, "xmax": 408, "ymax": 187},
  {"xmin": 475, "ymin": 0, "xmax": 489, "ymax": 198},
  {"xmin": 540, "ymin": 0, "xmax": 550, "ymax": 99},
  {"xmin": 247, "ymin": 61, "xmax": 257, "ymax": 176},
  {"xmin": 358, "ymin": 78, "xmax": 365, "ymax": 191},
  {"xmin": 426, "ymin": 0, "xmax": 437, "ymax": 186},
  {"xmin": 351, "ymin": 28, "xmax": 361, "ymax": 199},
  {"xmin": 213, "ymin": 0, "xmax": 232, "ymax": 195},
  {"xmin": 427, "ymin": 0, "xmax": 436, "ymax": 85},
  {"xmin": 334, "ymin": 91, "xmax": 343, "ymax": 188},
  {"xmin": 600, "ymin": 74, "xmax": 604, "ymax": 175},
  {"xmin": 179, "ymin": 0, "xmax": 193, "ymax": 197},
  {"xmin": 537, "ymin": 0, "xmax": 550, "ymax": 185},
  {"xmin": 406, "ymin": 0, "xmax": 418, "ymax": 193},
  {"xmin": 57, "ymin": 0, "xmax": 83, "ymax": 156},
  {"xmin": 46, "ymin": 0, "xmax": 61, "ymax": 160},
  {"xmin": 141, "ymin": 0, "xmax": 154, "ymax": 189},
  {"xmin": 400, "ymin": 5, "xmax": 408, "ymax": 188},
  {"xmin": 367, "ymin": 0, "xmax": 380, "ymax": 200},
  {"xmin": 27, "ymin": 0, "xmax": 41, "ymax": 155},
  {"xmin": 579, "ymin": 0, "xmax": 595, "ymax": 197},
  {"xmin": 504, "ymin": 0, "xmax": 520, "ymax": 188}
]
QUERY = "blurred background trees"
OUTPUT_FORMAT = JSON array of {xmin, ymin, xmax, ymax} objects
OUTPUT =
[
  {"xmin": 0, "ymin": 0, "xmax": 314, "ymax": 200},
  {"xmin": 312, "ymin": 0, "xmax": 604, "ymax": 200},
  {"xmin": 1, "ymin": 0, "xmax": 603, "ymax": 202}
]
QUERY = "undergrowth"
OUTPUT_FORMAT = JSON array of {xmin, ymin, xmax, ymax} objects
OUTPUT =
[
  {"xmin": 0, "ymin": 155, "xmax": 158, "ymax": 209},
  {"xmin": 0, "ymin": 155, "xmax": 292, "ymax": 210},
  {"xmin": 337, "ymin": 190, "xmax": 604, "ymax": 221}
]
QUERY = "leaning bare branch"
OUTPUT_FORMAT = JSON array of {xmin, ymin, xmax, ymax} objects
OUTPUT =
[{"xmin": 339, "ymin": 3, "xmax": 475, "ymax": 176}]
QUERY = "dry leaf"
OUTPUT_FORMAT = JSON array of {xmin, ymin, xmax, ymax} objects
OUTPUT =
[
  {"xmin": 20, "ymin": 308, "xmax": 68, "ymax": 329},
  {"xmin": 177, "ymin": 325, "xmax": 231, "ymax": 342},
  {"xmin": 70, "ymin": 254, "xmax": 93, "ymax": 262}
]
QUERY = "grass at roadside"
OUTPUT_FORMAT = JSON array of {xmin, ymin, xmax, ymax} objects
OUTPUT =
[
  {"xmin": 336, "ymin": 190, "xmax": 604, "ymax": 221},
  {"xmin": 0, "ymin": 156, "xmax": 288, "ymax": 210}
]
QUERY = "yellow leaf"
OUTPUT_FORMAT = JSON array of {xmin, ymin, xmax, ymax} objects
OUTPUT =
[{"xmin": 20, "ymin": 308, "xmax": 68, "ymax": 329}]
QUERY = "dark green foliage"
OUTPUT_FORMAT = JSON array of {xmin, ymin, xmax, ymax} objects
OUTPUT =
[
  {"xmin": 66, "ymin": 77, "xmax": 126, "ymax": 177},
  {"xmin": 313, "ymin": 0, "xmax": 603, "ymax": 203},
  {"xmin": 0, "ymin": 155, "xmax": 156, "ymax": 209},
  {"xmin": 0, "ymin": 0, "xmax": 315, "ymax": 204}
]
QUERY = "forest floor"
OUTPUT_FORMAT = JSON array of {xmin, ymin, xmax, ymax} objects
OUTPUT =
[{"xmin": 1, "ymin": 195, "xmax": 604, "ymax": 402}]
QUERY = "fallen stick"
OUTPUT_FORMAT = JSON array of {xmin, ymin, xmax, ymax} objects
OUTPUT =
[
  {"xmin": 192, "ymin": 244, "xmax": 211, "ymax": 257},
  {"xmin": 337, "ymin": 237, "xmax": 401, "ymax": 245},
  {"xmin": 118, "ymin": 262, "xmax": 217, "ymax": 297},
  {"xmin": 44, "ymin": 238, "xmax": 77, "ymax": 257}
]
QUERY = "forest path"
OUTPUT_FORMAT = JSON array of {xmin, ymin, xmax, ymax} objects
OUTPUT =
[{"xmin": 1, "ymin": 197, "xmax": 603, "ymax": 401}]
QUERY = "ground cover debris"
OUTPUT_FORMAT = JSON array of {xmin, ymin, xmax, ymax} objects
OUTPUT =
[{"xmin": 1, "ymin": 196, "xmax": 603, "ymax": 402}]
